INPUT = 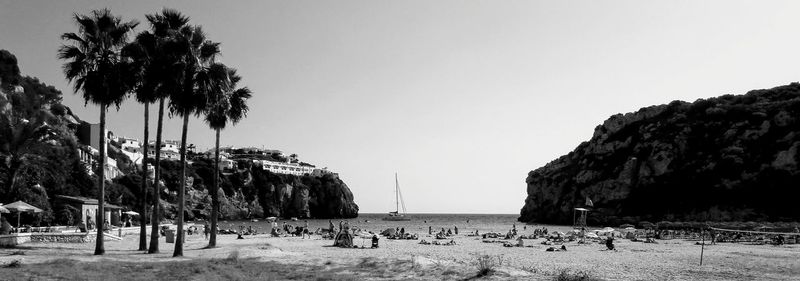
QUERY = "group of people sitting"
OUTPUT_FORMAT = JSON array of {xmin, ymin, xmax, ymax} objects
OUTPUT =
[
  {"xmin": 387, "ymin": 230, "xmax": 418, "ymax": 240},
  {"xmin": 269, "ymin": 221, "xmax": 312, "ymax": 238},
  {"xmin": 431, "ymin": 227, "xmax": 456, "ymax": 239}
]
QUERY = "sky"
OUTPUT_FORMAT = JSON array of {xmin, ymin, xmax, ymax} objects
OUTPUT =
[{"xmin": 2, "ymin": 0, "xmax": 800, "ymax": 214}]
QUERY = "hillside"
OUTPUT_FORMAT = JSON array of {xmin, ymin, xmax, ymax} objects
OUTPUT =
[
  {"xmin": 519, "ymin": 83, "xmax": 800, "ymax": 225},
  {"xmin": 1, "ymin": 49, "xmax": 358, "ymax": 226}
]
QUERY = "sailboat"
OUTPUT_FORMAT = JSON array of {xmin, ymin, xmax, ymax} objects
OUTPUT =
[{"xmin": 383, "ymin": 173, "xmax": 410, "ymax": 221}]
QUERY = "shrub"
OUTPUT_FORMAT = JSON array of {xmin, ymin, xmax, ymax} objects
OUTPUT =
[{"xmin": 474, "ymin": 254, "xmax": 497, "ymax": 277}]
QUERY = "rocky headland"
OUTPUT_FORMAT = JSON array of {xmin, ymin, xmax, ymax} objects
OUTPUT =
[{"xmin": 520, "ymin": 83, "xmax": 800, "ymax": 225}]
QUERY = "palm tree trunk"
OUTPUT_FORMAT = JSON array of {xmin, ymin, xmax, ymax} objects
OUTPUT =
[
  {"xmin": 95, "ymin": 104, "xmax": 107, "ymax": 255},
  {"xmin": 173, "ymin": 113, "xmax": 189, "ymax": 257},
  {"xmin": 148, "ymin": 98, "xmax": 165, "ymax": 254},
  {"xmin": 208, "ymin": 128, "xmax": 220, "ymax": 248},
  {"xmin": 138, "ymin": 102, "xmax": 150, "ymax": 251}
]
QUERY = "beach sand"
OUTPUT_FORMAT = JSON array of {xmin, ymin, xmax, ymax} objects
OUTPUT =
[{"xmin": 1, "ymin": 230, "xmax": 798, "ymax": 280}]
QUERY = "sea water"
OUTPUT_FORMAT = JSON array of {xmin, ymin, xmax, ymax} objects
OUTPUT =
[{"xmin": 216, "ymin": 213, "xmax": 569, "ymax": 235}]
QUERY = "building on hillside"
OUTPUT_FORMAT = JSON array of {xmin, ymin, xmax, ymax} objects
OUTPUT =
[
  {"xmin": 54, "ymin": 195, "xmax": 124, "ymax": 227},
  {"xmin": 221, "ymin": 157, "xmax": 237, "ymax": 171},
  {"xmin": 76, "ymin": 145, "xmax": 124, "ymax": 181},
  {"xmin": 146, "ymin": 140, "xmax": 181, "ymax": 160},
  {"xmin": 147, "ymin": 149, "xmax": 180, "ymax": 160},
  {"xmin": 105, "ymin": 157, "xmax": 123, "ymax": 179},
  {"xmin": 118, "ymin": 138, "xmax": 144, "ymax": 167},
  {"xmin": 258, "ymin": 159, "xmax": 315, "ymax": 176},
  {"xmin": 117, "ymin": 137, "xmax": 140, "ymax": 149},
  {"xmin": 148, "ymin": 140, "xmax": 180, "ymax": 153},
  {"xmin": 76, "ymin": 122, "xmax": 114, "ymax": 150}
]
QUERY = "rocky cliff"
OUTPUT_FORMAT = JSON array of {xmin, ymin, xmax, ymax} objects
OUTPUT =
[
  {"xmin": 251, "ymin": 168, "xmax": 359, "ymax": 219},
  {"xmin": 520, "ymin": 83, "xmax": 800, "ymax": 225},
  {"xmin": 157, "ymin": 159, "xmax": 359, "ymax": 221}
]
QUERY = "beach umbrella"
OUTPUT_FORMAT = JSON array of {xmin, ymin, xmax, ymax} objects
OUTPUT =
[{"xmin": 4, "ymin": 201, "xmax": 44, "ymax": 232}]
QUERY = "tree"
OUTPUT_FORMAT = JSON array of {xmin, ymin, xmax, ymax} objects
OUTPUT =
[
  {"xmin": 203, "ymin": 65, "xmax": 251, "ymax": 248},
  {"xmin": 58, "ymin": 9, "xmax": 138, "ymax": 255},
  {"xmin": 122, "ymin": 10, "xmax": 187, "ymax": 251},
  {"xmin": 169, "ymin": 25, "xmax": 221, "ymax": 257},
  {"xmin": 126, "ymin": 9, "xmax": 191, "ymax": 254}
]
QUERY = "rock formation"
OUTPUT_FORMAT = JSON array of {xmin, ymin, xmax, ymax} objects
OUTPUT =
[
  {"xmin": 520, "ymin": 83, "xmax": 800, "ymax": 225},
  {"xmin": 251, "ymin": 168, "xmax": 359, "ymax": 219}
]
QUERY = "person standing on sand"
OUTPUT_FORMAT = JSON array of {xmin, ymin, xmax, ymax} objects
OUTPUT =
[
  {"xmin": 302, "ymin": 220, "xmax": 310, "ymax": 239},
  {"xmin": 454, "ymin": 226, "xmax": 458, "ymax": 235}
]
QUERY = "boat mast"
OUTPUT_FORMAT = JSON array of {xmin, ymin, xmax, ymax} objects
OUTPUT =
[{"xmin": 395, "ymin": 173, "xmax": 399, "ymax": 214}]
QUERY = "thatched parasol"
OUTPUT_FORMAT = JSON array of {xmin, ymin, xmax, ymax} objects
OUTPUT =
[{"xmin": 3, "ymin": 201, "xmax": 44, "ymax": 232}]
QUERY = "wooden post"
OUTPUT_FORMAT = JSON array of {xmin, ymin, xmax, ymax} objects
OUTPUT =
[{"xmin": 700, "ymin": 228, "xmax": 705, "ymax": 266}]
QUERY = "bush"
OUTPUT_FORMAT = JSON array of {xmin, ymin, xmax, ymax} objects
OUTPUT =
[
  {"xmin": 473, "ymin": 254, "xmax": 499, "ymax": 277},
  {"xmin": 554, "ymin": 269, "xmax": 602, "ymax": 281}
]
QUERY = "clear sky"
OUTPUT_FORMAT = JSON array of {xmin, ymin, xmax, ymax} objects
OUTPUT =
[{"xmin": 2, "ymin": 0, "xmax": 800, "ymax": 214}]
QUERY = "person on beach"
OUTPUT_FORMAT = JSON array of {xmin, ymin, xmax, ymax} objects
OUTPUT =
[
  {"xmin": 606, "ymin": 237, "xmax": 616, "ymax": 251},
  {"xmin": 75, "ymin": 219, "xmax": 87, "ymax": 233},
  {"xmin": 302, "ymin": 221, "xmax": 310, "ymax": 239},
  {"xmin": 454, "ymin": 226, "xmax": 458, "ymax": 235},
  {"xmin": 429, "ymin": 226, "xmax": 432, "ymax": 235},
  {"xmin": 710, "ymin": 229, "xmax": 717, "ymax": 245}
]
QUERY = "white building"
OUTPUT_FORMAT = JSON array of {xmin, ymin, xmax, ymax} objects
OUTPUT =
[
  {"xmin": 146, "ymin": 140, "xmax": 181, "ymax": 160},
  {"xmin": 258, "ymin": 160, "xmax": 315, "ymax": 176},
  {"xmin": 117, "ymin": 137, "xmax": 141, "ymax": 149},
  {"xmin": 148, "ymin": 140, "xmax": 179, "ymax": 153},
  {"xmin": 76, "ymin": 146, "xmax": 124, "ymax": 180},
  {"xmin": 221, "ymin": 158, "xmax": 237, "ymax": 171}
]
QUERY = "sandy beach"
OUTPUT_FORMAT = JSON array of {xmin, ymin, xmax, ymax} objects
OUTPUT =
[{"xmin": 1, "ymin": 229, "xmax": 798, "ymax": 281}]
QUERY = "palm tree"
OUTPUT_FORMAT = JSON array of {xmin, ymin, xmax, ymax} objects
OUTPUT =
[
  {"xmin": 169, "ymin": 25, "xmax": 221, "ymax": 257},
  {"xmin": 122, "ymin": 27, "xmax": 161, "ymax": 252},
  {"xmin": 58, "ymin": 9, "xmax": 138, "ymax": 255},
  {"xmin": 130, "ymin": 9, "xmax": 190, "ymax": 254},
  {"xmin": 203, "ymin": 66, "xmax": 251, "ymax": 248}
]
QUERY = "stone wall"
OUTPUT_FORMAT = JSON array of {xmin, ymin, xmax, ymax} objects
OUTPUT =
[
  {"xmin": 29, "ymin": 233, "xmax": 94, "ymax": 243},
  {"xmin": 0, "ymin": 233, "xmax": 96, "ymax": 247}
]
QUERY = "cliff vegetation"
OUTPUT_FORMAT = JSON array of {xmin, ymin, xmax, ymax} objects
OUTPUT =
[{"xmin": 520, "ymin": 83, "xmax": 800, "ymax": 225}]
